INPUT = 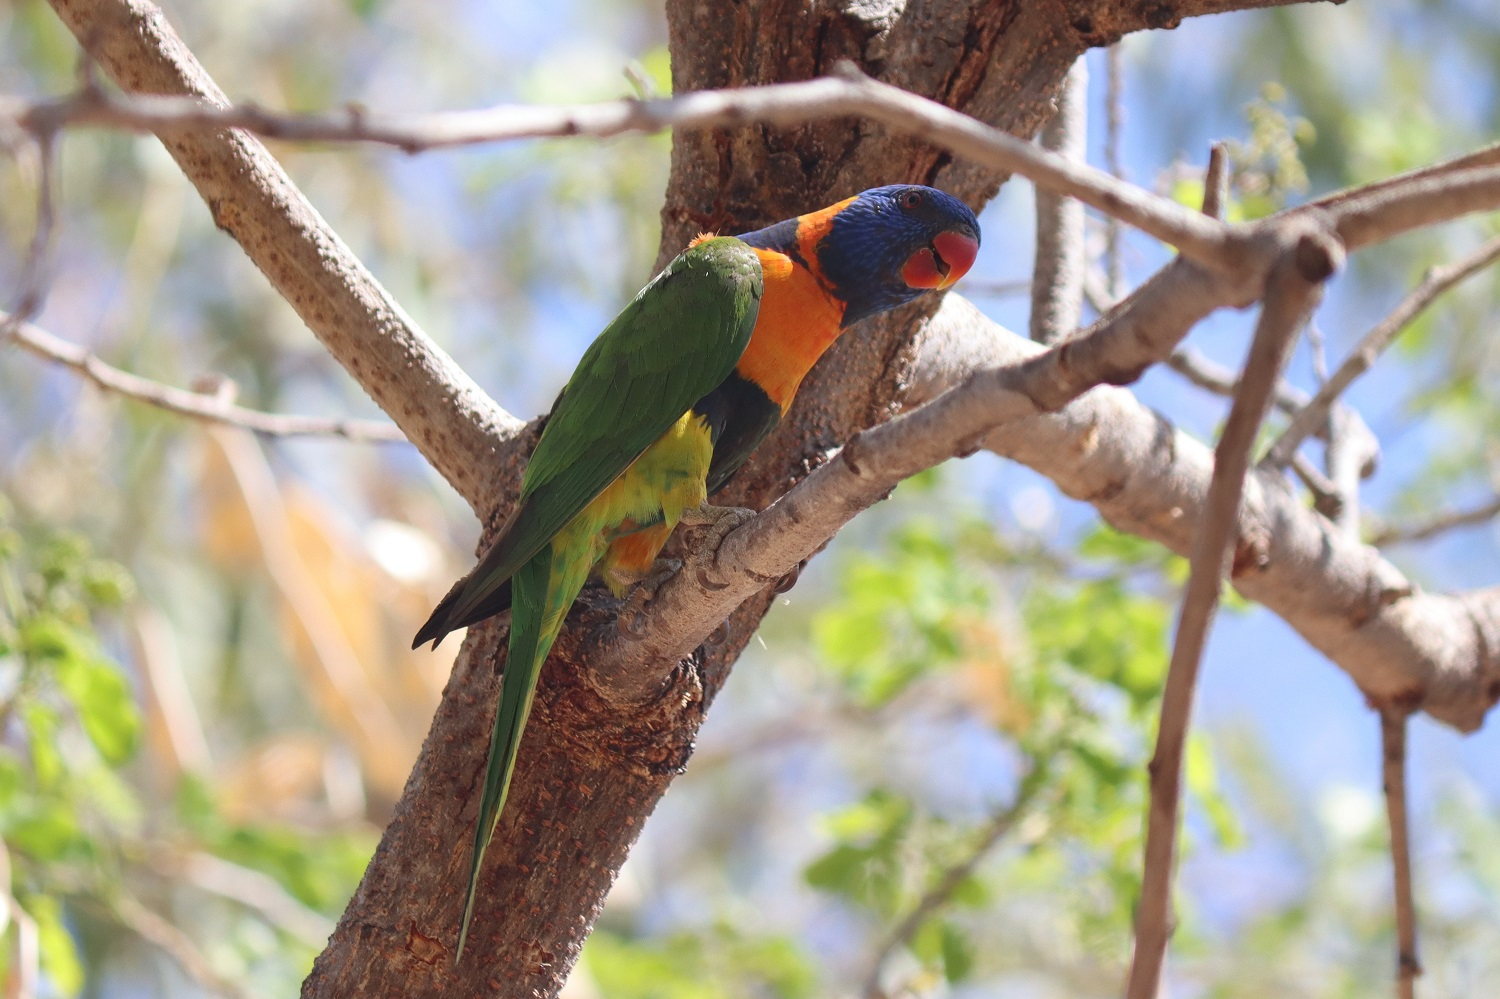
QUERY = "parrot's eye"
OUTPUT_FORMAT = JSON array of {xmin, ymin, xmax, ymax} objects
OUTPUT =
[{"xmin": 900, "ymin": 190, "xmax": 924, "ymax": 210}]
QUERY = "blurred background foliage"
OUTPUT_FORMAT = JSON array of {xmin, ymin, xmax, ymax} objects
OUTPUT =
[{"xmin": 2, "ymin": 0, "xmax": 1499, "ymax": 995}]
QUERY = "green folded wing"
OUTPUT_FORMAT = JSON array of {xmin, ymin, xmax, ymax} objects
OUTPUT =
[{"xmin": 427, "ymin": 237, "xmax": 762, "ymax": 631}]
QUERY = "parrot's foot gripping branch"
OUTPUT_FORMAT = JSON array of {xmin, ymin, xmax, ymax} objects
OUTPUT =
[
  {"xmin": 679, "ymin": 502, "xmax": 757, "ymax": 592},
  {"xmin": 617, "ymin": 557, "xmax": 684, "ymax": 639}
]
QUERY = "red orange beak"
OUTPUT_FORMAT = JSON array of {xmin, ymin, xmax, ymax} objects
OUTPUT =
[{"xmin": 901, "ymin": 229, "xmax": 979, "ymax": 290}]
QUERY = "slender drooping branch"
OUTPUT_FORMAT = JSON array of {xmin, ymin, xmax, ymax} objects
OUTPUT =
[
  {"xmin": 3, "ymin": 312, "xmax": 408, "ymax": 442},
  {"xmin": 1381, "ymin": 709, "xmax": 1422, "ymax": 999},
  {"xmin": 1373, "ymin": 494, "xmax": 1500, "ymax": 546},
  {"xmin": 1126, "ymin": 240, "xmax": 1335, "ymax": 999},
  {"xmin": 864, "ymin": 765, "xmax": 1052, "ymax": 999},
  {"xmin": 1263, "ymin": 235, "xmax": 1500, "ymax": 467}
]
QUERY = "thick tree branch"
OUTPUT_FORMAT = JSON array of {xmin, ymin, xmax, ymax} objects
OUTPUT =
[
  {"xmin": 1330, "ymin": 165, "xmax": 1500, "ymax": 252},
  {"xmin": 906, "ymin": 296, "xmax": 1500, "ymax": 731},
  {"xmin": 45, "ymin": 0, "xmax": 520, "ymax": 512},
  {"xmin": 3, "ymin": 312, "xmax": 408, "ymax": 442}
]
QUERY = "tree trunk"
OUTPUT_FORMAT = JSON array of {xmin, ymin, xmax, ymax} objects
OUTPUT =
[{"xmin": 301, "ymin": 2, "xmax": 1318, "ymax": 996}]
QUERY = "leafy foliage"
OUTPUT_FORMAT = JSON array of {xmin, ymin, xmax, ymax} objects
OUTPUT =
[{"xmin": 0, "ymin": 497, "xmax": 374, "ymax": 994}]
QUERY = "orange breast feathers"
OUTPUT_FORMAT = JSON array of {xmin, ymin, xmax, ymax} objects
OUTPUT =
[{"xmin": 733, "ymin": 247, "xmax": 847, "ymax": 412}]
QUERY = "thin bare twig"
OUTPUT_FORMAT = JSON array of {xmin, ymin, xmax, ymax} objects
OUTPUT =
[
  {"xmin": 963, "ymin": 278, "xmax": 1032, "ymax": 299},
  {"xmin": 1125, "ymin": 241, "xmax": 1333, "ymax": 999},
  {"xmin": 864, "ymin": 767, "xmax": 1050, "ymax": 999},
  {"xmin": 1372, "ymin": 494, "xmax": 1500, "ymax": 546},
  {"xmin": 1380, "ymin": 709, "xmax": 1421, "ymax": 999},
  {"xmin": 3, "ymin": 312, "xmax": 408, "ymax": 442},
  {"xmin": 1263, "ymin": 236, "xmax": 1500, "ymax": 467},
  {"xmin": 1030, "ymin": 56, "xmax": 1088, "ymax": 344},
  {"xmin": 3, "ymin": 126, "xmax": 58, "ymax": 328},
  {"xmin": 1, "ymin": 67, "xmax": 1239, "ymax": 271},
  {"xmin": 1166, "ymin": 346, "xmax": 1380, "ymax": 476},
  {"xmin": 1201, "ymin": 142, "xmax": 1229, "ymax": 221},
  {"xmin": 99, "ymin": 894, "xmax": 253, "ymax": 999},
  {"xmin": 1289, "ymin": 450, "xmax": 1343, "ymax": 516},
  {"xmin": 1309, "ymin": 142, "xmax": 1500, "ymax": 214}
]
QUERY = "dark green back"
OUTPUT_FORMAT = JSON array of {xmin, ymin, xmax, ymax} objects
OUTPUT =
[{"xmin": 441, "ymin": 237, "xmax": 763, "ymax": 623}]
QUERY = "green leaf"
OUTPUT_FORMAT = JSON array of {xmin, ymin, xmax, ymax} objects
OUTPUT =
[
  {"xmin": 940, "ymin": 921, "xmax": 976, "ymax": 982},
  {"xmin": 55, "ymin": 654, "xmax": 140, "ymax": 765},
  {"xmin": 29, "ymin": 895, "xmax": 84, "ymax": 998}
]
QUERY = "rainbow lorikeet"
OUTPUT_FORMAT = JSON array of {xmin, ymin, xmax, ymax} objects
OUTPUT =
[{"xmin": 414, "ymin": 185, "xmax": 980, "ymax": 955}]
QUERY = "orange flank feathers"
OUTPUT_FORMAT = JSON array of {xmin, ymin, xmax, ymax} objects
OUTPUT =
[{"xmin": 599, "ymin": 523, "xmax": 672, "ymax": 592}]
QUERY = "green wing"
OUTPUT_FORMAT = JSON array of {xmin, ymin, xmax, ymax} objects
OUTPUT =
[{"xmin": 412, "ymin": 237, "xmax": 762, "ymax": 647}]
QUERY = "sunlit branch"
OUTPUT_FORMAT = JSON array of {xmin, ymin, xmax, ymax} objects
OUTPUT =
[
  {"xmin": 2, "ymin": 66, "xmax": 1241, "ymax": 271},
  {"xmin": 3, "ymin": 312, "xmax": 409, "ymax": 442},
  {"xmin": 1309, "ymin": 142, "xmax": 1500, "ymax": 213},
  {"xmin": 1332, "ymin": 165, "xmax": 1500, "ymax": 252},
  {"xmin": 1030, "ymin": 56, "xmax": 1088, "ymax": 344},
  {"xmin": 1105, "ymin": 44, "xmax": 1126, "ymax": 298}
]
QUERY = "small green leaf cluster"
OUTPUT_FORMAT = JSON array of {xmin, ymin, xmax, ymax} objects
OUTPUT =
[
  {"xmin": 0, "ymin": 497, "xmax": 373, "ymax": 995},
  {"xmin": 586, "ymin": 924, "xmax": 817, "ymax": 999},
  {"xmin": 792, "ymin": 514, "xmax": 1243, "ymax": 991},
  {"xmin": 0, "ymin": 496, "xmax": 141, "ymax": 994}
]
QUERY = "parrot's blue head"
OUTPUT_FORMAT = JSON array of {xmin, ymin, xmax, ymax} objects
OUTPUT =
[{"xmin": 814, "ymin": 185, "xmax": 981, "ymax": 326}]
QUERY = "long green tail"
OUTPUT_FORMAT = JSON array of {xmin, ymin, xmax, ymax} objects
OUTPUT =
[{"xmin": 455, "ymin": 537, "xmax": 592, "ymax": 959}]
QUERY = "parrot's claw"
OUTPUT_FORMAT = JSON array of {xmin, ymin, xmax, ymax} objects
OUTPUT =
[
  {"xmin": 681, "ymin": 503, "xmax": 757, "ymax": 590},
  {"xmin": 619, "ymin": 557, "xmax": 683, "ymax": 638},
  {"xmin": 677, "ymin": 501, "xmax": 757, "ymax": 530}
]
